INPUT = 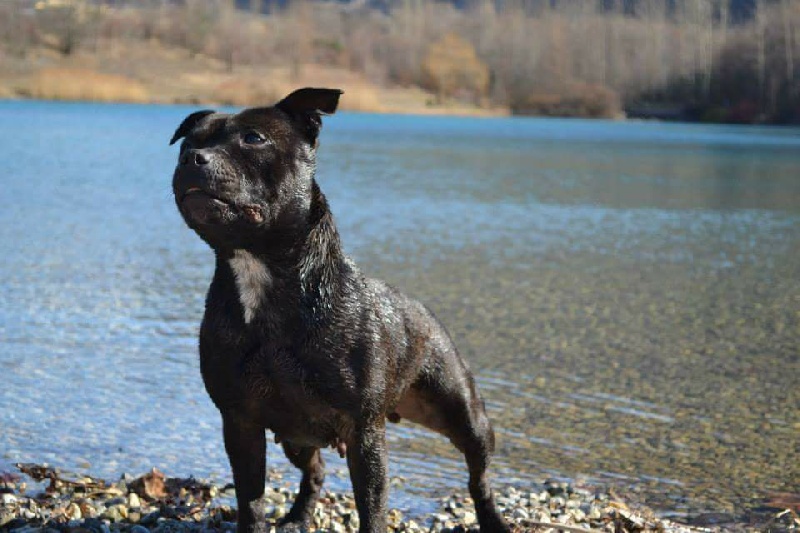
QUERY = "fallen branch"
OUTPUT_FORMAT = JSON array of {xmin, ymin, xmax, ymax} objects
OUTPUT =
[{"xmin": 524, "ymin": 521, "xmax": 598, "ymax": 533}]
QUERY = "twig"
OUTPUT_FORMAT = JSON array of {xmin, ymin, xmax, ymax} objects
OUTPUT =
[{"xmin": 524, "ymin": 522, "xmax": 598, "ymax": 533}]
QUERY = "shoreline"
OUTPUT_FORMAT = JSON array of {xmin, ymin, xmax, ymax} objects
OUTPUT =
[
  {"xmin": 0, "ymin": 464, "xmax": 790, "ymax": 532},
  {"xmin": 0, "ymin": 93, "xmax": 509, "ymax": 119}
]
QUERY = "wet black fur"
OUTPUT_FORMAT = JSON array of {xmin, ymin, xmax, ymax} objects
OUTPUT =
[{"xmin": 170, "ymin": 88, "xmax": 511, "ymax": 532}]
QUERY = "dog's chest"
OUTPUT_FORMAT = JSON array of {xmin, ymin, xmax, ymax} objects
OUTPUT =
[
  {"xmin": 241, "ymin": 346, "xmax": 354, "ymax": 446},
  {"xmin": 228, "ymin": 250, "xmax": 271, "ymax": 324}
]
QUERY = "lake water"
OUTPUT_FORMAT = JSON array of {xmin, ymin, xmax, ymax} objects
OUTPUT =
[{"xmin": 1, "ymin": 101, "xmax": 798, "ymax": 524}]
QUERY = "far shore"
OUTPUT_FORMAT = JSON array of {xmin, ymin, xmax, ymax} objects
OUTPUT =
[
  {"xmin": 0, "ymin": 41, "xmax": 510, "ymax": 119},
  {"xmin": 3, "ymin": 42, "xmax": 784, "ymax": 124}
]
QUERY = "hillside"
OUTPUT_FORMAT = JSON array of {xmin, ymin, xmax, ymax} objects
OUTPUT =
[
  {"xmin": 0, "ymin": 39, "xmax": 506, "ymax": 116},
  {"xmin": 1, "ymin": 0, "xmax": 798, "ymax": 122}
]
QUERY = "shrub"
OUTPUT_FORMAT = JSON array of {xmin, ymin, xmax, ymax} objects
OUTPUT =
[
  {"xmin": 421, "ymin": 32, "xmax": 489, "ymax": 103},
  {"xmin": 510, "ymin": 82, "xmax": 621, "ymax": 118}
]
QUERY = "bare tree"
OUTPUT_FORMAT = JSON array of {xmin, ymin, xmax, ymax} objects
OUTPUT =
[
  {"xmin": 183, "ymin": 0, "xmax": 220, "ymax": 56},
  {"xmin": 0, "ymin": 1, "xmax": 35, "ymax": 57},
  {"xmin": 781, "ymin": 0, "xmax": 795, "ymax": 83},
  {"xmin": 755, "ymin": 0, "xmax": 767, "ymax": 108},
  {"xmin": 35, "ymin": 1, "xmax": 89, "ymax": 56}
]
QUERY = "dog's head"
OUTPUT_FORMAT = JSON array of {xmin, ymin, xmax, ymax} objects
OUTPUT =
[{"xmin": 170, "ymin": 87, "xmax": 342, "ymax": 251}]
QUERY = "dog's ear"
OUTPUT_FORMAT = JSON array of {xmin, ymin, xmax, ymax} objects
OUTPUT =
[
  {"xmin": 277, "ymin": 88, "xmax": 342, "ymax": 116},
  {"xmin": 169, "ymin": 110, "xmax": 215, "ymax": 145},
  {"xmin": 276, "ymin": 88, "xmax": 342, "ymax": 143}
]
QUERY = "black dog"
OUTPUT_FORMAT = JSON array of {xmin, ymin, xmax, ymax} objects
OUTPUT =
[{"xmin": 170, "ymin": 88, "xmax": 511, "ymax": 533}]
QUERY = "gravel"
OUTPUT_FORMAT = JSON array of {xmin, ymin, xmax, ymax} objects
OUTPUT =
[{"xmin": 2, "ymin": 464, "xmax": 797, "ymax": 532}]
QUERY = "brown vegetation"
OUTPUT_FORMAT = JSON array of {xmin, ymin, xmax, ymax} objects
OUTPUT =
[
  {"xmin": 17, "ymin": 68, "xmax": 149, "ymax": 103},
  {"xmin": 207, "ymin": 69, "xmax": 385, "ymax": 112},
  {"xmin": 0, "ymin": 0, "xmax": 798, "ymax": 122},
  {"xmin": 421, "ymin": 32, "xmax": 489, "ymax": 104},
  {"xmin": 511, "ymin": 83, "xmax": 622, "ymax": 119}
]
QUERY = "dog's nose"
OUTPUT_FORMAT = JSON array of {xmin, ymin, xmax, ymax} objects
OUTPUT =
[{"xmin": 180, "ymin": 149, "xmax": 213, "ymax": 166}]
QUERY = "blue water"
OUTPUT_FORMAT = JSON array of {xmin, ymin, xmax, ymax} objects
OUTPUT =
[{"xmin": 1, "ymin": 100, "xmax": 799, "ymax": 520}]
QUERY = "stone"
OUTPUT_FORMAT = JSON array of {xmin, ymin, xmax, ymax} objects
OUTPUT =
[
  {"xmin": 128, "ymin": 492, "xmax": 142, "ymax": 509},
  {"xmin": 271, "ymin": 506, "xmax": 285, "ymax": 520},
  {"xmin": 387, "ymin": 508, "xmax": 403, "ymax": 526},
  {"xmin": 432, "ymin": 513, "xmax": 451, "ymax": 523},
  {"xmin": 4, "ymin": 519, "xmax": 27, "ymax": 531},
  {"xmin": 511, "ymin": 507, "xmax": 529, "ymax": 520},
  {"xmin": 140, "ymin": 511, "xmax": 161, "ymax": 525},
  {"xmin": 65, "ymin": 503, "xmax": 82, "ymax": 521},
  {"xmin": 103, "ymin": 504, "xmax": 128, "ymax": 522},
  {"xmin": 80, "ymin": 502, "xmax": 96, "ymax": 519},
  {"xmin": 266, "ymin": 491, "xmax": 285, "ymax": 505},
  {"xmin": 0, "ymin": 512, "xmax": 16, "ymax": 528},
  {"xmin": 587, "ymin": 505, "xmax": 603, "ymax": 521},
  {"xmin": 462, "ymin": 510, "xmax": 477, "ymax": 525},
  {"xmin": 81, "ymin": 518, "xmax": 107, "ymax": 533},
  {"xmin": 569, "ymin": 508, "xmax": 586, "ymax": 522},
  {"xmin": 551, "ymin": 496, "xmax": 567, "ymax": 509}
]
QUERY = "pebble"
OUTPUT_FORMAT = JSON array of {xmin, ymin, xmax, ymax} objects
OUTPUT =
[
  {"xmin": 65, "ymin": 502, "xmax": 82, "ymax": 520},
  {"xmin": 0, "ymin": 465, "xmax": 761, "ymax": 532},
  {"xmin": 266, "ymin": 490, "xmax": 286, "ymax": 505},
  {"xmin": 128, "ymin": 492, "xmax": 142, "ymax": 509},
  {"xmin": 511, "ymin": 507, "xmax": 529, "ymax": 520}
]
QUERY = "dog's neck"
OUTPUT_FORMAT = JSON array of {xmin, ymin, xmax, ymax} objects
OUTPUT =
[{"xmin": 224, "ymin": 181, "xmax": 345, "ymax": 326}]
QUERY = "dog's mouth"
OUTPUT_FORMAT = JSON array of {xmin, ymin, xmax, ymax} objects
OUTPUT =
[
  {"xmin": 179, "ymin": 187, "xmax": 265, "ymax": 225},
  {"xmin": 180, "ymin": 187, "xmax": 229, "ymax": 205},
  {"xmin": 179, "ymin": 187, "xmax": 232, "ymax": 225}
]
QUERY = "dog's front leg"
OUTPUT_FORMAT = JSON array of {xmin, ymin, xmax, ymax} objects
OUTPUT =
[
  {"xmin": 347, "ymin": 420, "xmax": 388, "ymax": 533},
  {"xmin": 223, "ymin": 412, "xmax": 266, "ymax": 533}
]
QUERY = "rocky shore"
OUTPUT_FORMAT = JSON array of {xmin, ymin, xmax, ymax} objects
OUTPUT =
[
  {"xmin": 0, "ymin": 464, "xmax": 795, "ymax": 533},
  {"xmin": 0, "ymin": 464, "xmax": 768, "ymax": 533}
]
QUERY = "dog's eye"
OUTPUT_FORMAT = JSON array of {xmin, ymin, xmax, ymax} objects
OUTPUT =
[{"xmin": 243, "ymin": 132, "xmax": 267, "ymax": 145}]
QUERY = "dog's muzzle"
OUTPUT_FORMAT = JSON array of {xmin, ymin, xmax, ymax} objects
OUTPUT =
[{"xmin": 179, "ymin": 188, "xmax": 231, "ymax": 225}]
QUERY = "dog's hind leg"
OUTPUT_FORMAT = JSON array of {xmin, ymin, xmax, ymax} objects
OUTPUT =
[
  {"xmin": 279, "ymin": 443, "xmax": 325, "ymax": 528},
  {"xmin": 395, "ymin": 367, "xmax": 511, "ymax": 532},
  {"xmin": 457, "ymin": 405, "xmax": 512, "ymax": 532}
]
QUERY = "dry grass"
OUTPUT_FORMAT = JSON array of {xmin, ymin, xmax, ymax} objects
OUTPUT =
[
  {"xmin": 0, "ymin": 42, "xmax": 502, "ymax": 116},
  {"xmin": 210, "ymin": 78, "xmax": 288, "ymax": 107},
  {"xmin": 207, "ymin": 66, "xmax": 386, "ymax": 112},
  {"xmin": 209, "ymin": 79, "xmax": 384, "ymax": 112},
  {"xmin": 16, "ymin": 68, "xmax": 149, "ymax": 103},
  {"xmin": 0, "ymin": 84, "xmax": 15, "ymax": 99}
]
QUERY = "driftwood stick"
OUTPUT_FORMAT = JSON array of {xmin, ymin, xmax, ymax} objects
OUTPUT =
[{"xmin": 523, "ymin": 522, "xmax": 598, "ymax": 533}]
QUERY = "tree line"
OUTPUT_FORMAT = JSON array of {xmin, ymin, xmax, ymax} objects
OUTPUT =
[{"xmin": 1, "ymin": 0, "xmax": 798, "ymax": 122}]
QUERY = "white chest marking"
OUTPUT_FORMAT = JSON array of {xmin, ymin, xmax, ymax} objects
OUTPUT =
[{"xmin": 229, "ymin": 250, "xmax": 271, "ymax": 324}]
